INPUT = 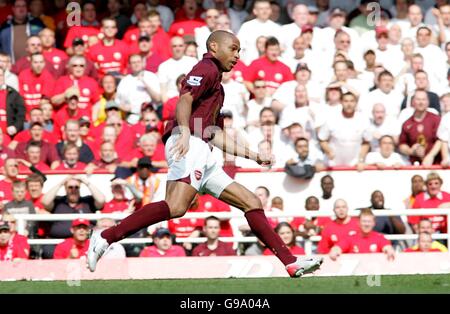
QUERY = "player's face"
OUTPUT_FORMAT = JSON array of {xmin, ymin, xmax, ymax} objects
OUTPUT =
[
  {"xmin": 216, "ymin": 35, "xmax": 240, "ymax": 72},
  {"xmin": 359, "ymin": 215, "xmax": 375, "ymax": 233}
]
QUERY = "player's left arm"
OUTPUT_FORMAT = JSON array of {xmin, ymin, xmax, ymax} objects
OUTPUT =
[{"xmin": 210, "ymin": 128, "xmax": 273, "ymax": 166}]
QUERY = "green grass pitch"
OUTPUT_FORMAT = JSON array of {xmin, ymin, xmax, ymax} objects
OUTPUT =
[{"xmin": 1, "ymin": 274, "xmax": 450, "ymax": 293}]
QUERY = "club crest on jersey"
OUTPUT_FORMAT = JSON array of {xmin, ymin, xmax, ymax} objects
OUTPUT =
[
  {"xmin": 187, "ymin": 76, "xmax": 203, "ymax": 86},
  {"xmin": 194, "ymin": 170, "xmax": 203, "ymax": 180}
]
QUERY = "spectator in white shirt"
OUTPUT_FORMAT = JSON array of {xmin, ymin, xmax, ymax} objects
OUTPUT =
[
  {"xmin": 237, "ymin": 0, "xmax": 282, "ymax": 65},
  {"xmin": 285, "ymin": 137, "xmax": 326, "ymax": 179},
  {"xmin": 221, "ymin": 70, "xmax": 249, "ymax": 129},
  {"xmin": 195, "ymin": 9, "xmax": 219, "ymax": 57},
  {"xmin": 358, "ymin": 70, "xmax": 403, "ymax": 120},
  {"xmin": 328, "ymin": 60, "xmax": 364, "ymax": 97},
  {"xmin": 318, "ymin": 92, "xmax": 371, "ymax": 169},
  {"xmin": 399, "ymin": 4, "xmax": 426, "ymax": 41},
  {"xmin": 368, "ymin": 103, "xmax": 401, "ymax": 152},
  {"xmin": 245, "ymin": 79, "xmax": 271, "ymax": 132},
  {"xmin": 374, "ymin": 26, "xmax": 404, "ymax": 77},
  {"xmin": 0, "ymin": 52, "xmax": 19, "ymax": 91},
  {"xmin": 228, "ymin": 0, "xmax": 249, "ymax": 34},
  {"xmin": 279, "ymin": 4, "xmax": 310, "ymax": 58},
  {"xmin": 365, "ymin": 135, "xmax": 407, "ymax": 169},
  {"xmin": 430, "ymin": 3, "xmax": 450, "ymax": 47},
  {"xmin": 157, "ymin": 36, "xmax": 197, "ymax": 102},
  {"xmin": 116, "ymin": 54, "xmax": 161, "ymax": 125},
  {"xmin": 414, "ymin": 26, "xmax": 447, "ymax": 87},
  {"xmin": 401, "ymin": 70, "xmax": 442, "ymax": 111}
]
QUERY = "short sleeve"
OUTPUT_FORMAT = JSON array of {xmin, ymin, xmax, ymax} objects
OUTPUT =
[
  {"xmin": 180, "ymin": 63, "xmax": 216, "ymax": 101},
  {"xmin": 318, "ymin": 122, "xmax": 331, "ymax": 141}
]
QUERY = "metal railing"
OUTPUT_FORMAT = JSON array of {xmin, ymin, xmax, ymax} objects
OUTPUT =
[{"xmin": 13, "ymin": 208, "xmax": 450, "ymax": 255}]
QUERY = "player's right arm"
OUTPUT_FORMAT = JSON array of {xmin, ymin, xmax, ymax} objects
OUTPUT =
[{"xmin": 170, "ymin": 92, "xmax": 193, "ymax": 160}]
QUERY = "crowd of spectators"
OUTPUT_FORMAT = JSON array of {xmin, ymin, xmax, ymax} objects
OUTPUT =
[{"xmin": 1, "ymin": 0, "xmax": 450, "ymax": 261}]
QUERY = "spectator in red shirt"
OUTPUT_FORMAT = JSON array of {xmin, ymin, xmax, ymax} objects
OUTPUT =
[
  {"xmin": 53, "ymin": 218, "xmax": 91, "ymax": 259},
  {"xmin": 56, "ymin": 119, "xmax": 95, "ymax": 164},
  {"xmin": 85, "ymin": 141, "xmax": 121, "ymax": 174},
  {"xmin": 39, "ymin": 28, "xmax": 68, "ymax": 73},
  {"xmin": 139, "ymin": 227, "xmax": 186, "ymax": 257},
  {"xmin": 123, "ymin": 132, "xmax": 168, "ymax": 169},
  {"xmin": 404, "ymin": 174, "xmax": 425, "ymax": 209},
  {"xmin": 0, "ymin": 158, "xmax": 19, "ymax": 208},
  {"xmin": 244, "ymin": 36, "xmax": 294, "ymax": 95},
  {"xmin": 0, "ymin": 220, "xmax": 29, "ymax": 261},
  {"xmin": 317, "ymin": 199, "xmax": 359, "ymax": 254},
  {"xmin": 409, "ymin": 172, "xmax": 450, "ymax": 234},
  {"xmin": 51, "ymin": 56, "xmax": 101, "ymax": 117},
  {"xmin": 147, "ymin": 10, "xmax": 172, "ymax": 60},
  {"xmin": 12, "ymin": 122, "xmax": 60, "ymax": 169},
  {"xmin": 263, "ymin": 222, "xmax": 305, "ymax": 256},
  {"xmin": 136, "ymin": 32, "xmax": 165, "ymax": 73},
  {"xmin": 404, "ymin": 232, "xmax": 443, "ymax": 253},
  {"xmin": 162, "ymin": 74, "xmax": 184, "ymax": 121},
  {"xmin": 0, "ymin": 128, "xmax": 14, "ymax": 170},
  {"xmin": 18, "ymin": 141, "xmax": 51, "ymax": 172},
  {"xmin": 169, "ymin": 0, "xmax": 205, "ymax": 38},
  {"xmin": 192, "ymin": 216, "xmax": 236, "ymax": 256},
  {"xmin": 399, "ymin": 90, "xmax": 442, "ymax": 165},
  {"xmin": 18, "ymin": 53, "xmax": 55, "ymax": 115},
  {"xmin": 54, "ymin": 87, "xmax": 85, "ymax": 138},
  {"xmin": 292, "ymin": 196, "xmax": 332, "ymax": 239},
  {"xmin": 329, "ymin": 208, "xmax": 395, "ymax": 261},
  {"xmin": 87, "ymin": 18, "xmax": 129, "ymax": 79},
  {"xmin": 1, "ymin": 212, "xmax": 29, "ymax": 254},
  {"xmin": 54, "ymin": 143, "xmax": 87, "ymax": 171},
  {"xmin": 11, "ymin": 35, "xmax": 56, "ymax": 77},
  {"xmin": 101, "ymin": 179, "xmax": 139, "ymax": 214},
  {"xmin": 26, "ymin": 173, "xmax": 47, "ymax": 214}
]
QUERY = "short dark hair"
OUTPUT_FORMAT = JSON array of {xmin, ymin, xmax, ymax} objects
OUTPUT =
[
  {"xmin": 378, "ymin": 70, "xmax": 393, "ymax": 79},
  {"xmin": 204, "ymin": 216, "xmax": 220, "ymax": 226},
  {"xmin": 259, "ymin": 107, "xmax": 274, "ymax": 117},
  {"xmin": 26, "ymin": 173, "xmax": 45, "ymax": 187},
  {"xmin": 256, "ymin": 186, "xmax": 270, "ymax": 197},
  {"xmin": 340, "ymin": 91, "xmax": 357, "ymax": 101},
  {"xmin": 265, "ymin": 36, "xmax": 279, "ymax": 49},
  {"xmin": 294, "ymin": 137, "xmax": 308, "ymax": 146},
  {"xmin": 26, "ymin": 140, "xmax": 41, "ymax": 151}
]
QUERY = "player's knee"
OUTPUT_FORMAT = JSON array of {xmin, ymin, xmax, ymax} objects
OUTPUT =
[
  {"xmin": 166, "ymin": 200, "xmax": 189, "ymax": 218},
  {"xmin": 242, "ymin": 195, "xmax": 262, "ymax": 212}
]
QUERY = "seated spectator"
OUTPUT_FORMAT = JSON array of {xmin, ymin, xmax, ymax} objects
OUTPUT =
[
  {"xmin": 398, "ymin": 90, "xmax": 441, "ymax": 165},
  {"xmin": 0, "ymin": 158, "xmax": 20, "ymax": 207},
  {"xmin": 115, "ymin": 53, "xmax": 161, "ymax": 125},
  {"xmin": 54, "ymin": 143, "xmax": 87, "ymax": 171},
  {"xmin": 91, "ymin": 75, "xmax": 118, "ymax": 127},
  {"xmin": 123, "ymin": 133, "xmax": 168, "ymax": 170},
  {"xmin": 319, "ymin": 175, "xmax": 338, "ymax": 212},
  {"xmin": 0, "ymin": 67, "xmax": 25, "ymax": 141},
  {"xmin": 56, "ymin": 119, "xmax": 94, "ymax": 164},
  {"xmin": 1, "ymin": 213, "xmax": 29, "ymax": 252},
  {"xmin": 57, "ymin": 37, "xmax": 99, "ymax": 80},
  {"xmin": 0, "ymin": 129, "xmax": 15, "ymax": 169},
  {"xmin": 329, "ymin": 208, "xmax": 395, "ymax": 261},
  {"xmin": 404, "ymin": 174, "xmax": 425, "ymax": 209},
  {"xmin": 18, "ymin": 52, "xmax": 55, "ymax": 116},
  {"xmin": 139, "ymin": 228, "xmax": 186, "ymax": 257},
  {"xmin": 404, "ymin": 232, "xmax": 443, "ymax": 253},
  {"xmin": 12, "ymin": 122, "xmax": 60, "ymax": 169},
  {"xmin": 192, "ymin": 216, "xmax": 236, "ymax": 257},
  {"xmin": 85, "ymin": 142, "xmax": 121, "ymax": 174},
  {"xmin": 318, "ymin": 199, "xmax": 359, "ymax": 254},
  {"xmin": 26, "ymin": 173, "xmax": 46, "ymax": 213},
  {"xmin": 0, "ymin": 52, "xmax": 19, "ymax": 91},
  {"xmin": 364, "ymin": 190, "xmax": 406, "ymax": 235},
  {"xmin": 245, "ymin": 79, "xmax": 272, "ymax": 132},
  {"xmin": 39, "ymin": 28, "xmax": 68, "ymax": 72},
  {"xmin": 196, "ymin": 194, "xmax": 233, "ymax": 237},
  {"xmin": 101, "ymin": 179, "xmax": 142, "ymax": 214},
  {"xmin": 41, "ymin": 175, "xmax": 105, "ymax": 239},
  {"xmin": 367, "ymin": 103, "xmax": 400, "ymax": 152},
  {"xmin": 408, "ymin": 172, "xmax": 450, "ymax": 234},
  {"xmin": 19, "ymin": 141, "xmax": 51, "ymax": 172},
  {"xmin": 408, "ymin": 219, "xmax": 448, "ymax": 252},
  {"xmin": 11, "ymin": 36, "xmax": 56, "ymax": 77},
  {"xmin": 292, "ymin": 196, "xmax": 332, "ymax": 240},
  {"xmin": 136, "ymin": 32, "xmax": 164, "ymax": 74},
  {"xmin": 263, "ymin": 222, "xmax": 305, "ymax": 256},
  {"xmin": 53, "ymin": 87, "xmax": 85, "ymax": 138},
  {"xmin": 365, "ymin": 135, "xmax": 408, "ymax": 169},
  {"xmin": 285, "ymin": 137, "xmax": 326, "ymax": 179},
  {"xmin": 130, "ymin": 105, "xmax": 164, "ymax": 145},
  {"xmin": 40, "ymin": 99, "xmax": 54, "ymax": 132},
  {"xmin": 0, "ymin": 220, "xmax": 29, "ymax": 261},
  {"xmin": 318, "ymin": 92, "xmax": 371, "ymax": 169},
  {"xmin": 53, "ymin": 218, "xmax": 90, "ymax": 259},
  {"xmin": 401, "ymin": 70, "xmax": 441, "ymax": 112}
]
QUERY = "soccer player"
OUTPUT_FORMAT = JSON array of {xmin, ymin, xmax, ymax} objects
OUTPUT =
[{"xmin": 88, "ymin": 30, "xmax": 323, "ymax": 277}]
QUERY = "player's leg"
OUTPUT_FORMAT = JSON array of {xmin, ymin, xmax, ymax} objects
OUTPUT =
[
  {"xmin": 101, "ymin": 180, "xmax": 197, "ymax": 244},
  {"xmin": 207, "ymin": 176, "xmax": 322, "ymax": 277}
]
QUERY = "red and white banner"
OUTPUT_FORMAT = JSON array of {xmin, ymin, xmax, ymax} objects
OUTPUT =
[{"xmin": 1, "ymin": 253, "xmax": 450, "ymax": 281}]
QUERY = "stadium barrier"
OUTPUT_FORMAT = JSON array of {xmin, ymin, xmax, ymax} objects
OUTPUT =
[
  {"xmin": 1, "ymin": 253, "xmax": 450, "ymax": 281},
  {"xmin": 14, "ymin": 208, "xmax": 450, "ymax": 255}
]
